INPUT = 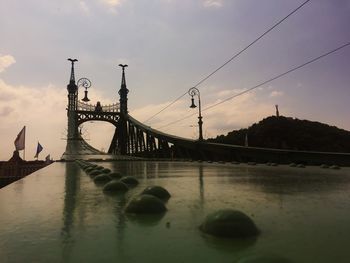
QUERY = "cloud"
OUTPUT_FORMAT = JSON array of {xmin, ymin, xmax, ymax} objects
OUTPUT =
[
  {"xmin": 269, "ymin": 90, "xmax": 284, "ymax": 97},
  {"xmin": 0, "ymin": 55, "xmax": 16, "ymax": 73},
  {"xmin": 203, "ymin": 0, "xmax": 223, "ymax": 8},
  {"xmin": 0, "ymin": 78, "xmax": 113, "ymax": 160},
  {"xmin": 130, "ymin": 89, "xmax": 274, "ymax": 140},
  {"xmin": 79, "ymin": 1, "xmax": 90, "ymax": 15},
  {"xmin": 0, "ymin": 106, "xmax": 14, "ymax": 117},
  {"xmin": 100, "ymin": 0, "xmax": 124, "ymax": 12}
]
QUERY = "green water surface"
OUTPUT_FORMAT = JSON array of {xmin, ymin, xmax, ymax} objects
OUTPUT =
[{"xmin": 0, "ymin": 161, "xmax": 349, "ymax": 263}]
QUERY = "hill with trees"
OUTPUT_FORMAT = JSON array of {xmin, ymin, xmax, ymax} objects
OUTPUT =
[{"xmin": 207, "ymin": 116, "xmax": 350, "ymax": 153}]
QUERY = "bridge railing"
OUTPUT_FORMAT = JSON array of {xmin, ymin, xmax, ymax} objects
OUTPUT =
[
  {"xmin": 77, "ymin": 101, "xmax": 120, "ymax": 112},
  {"xmin": 102, "ymin": 103, "xmax": 120, "ymax": 112}
]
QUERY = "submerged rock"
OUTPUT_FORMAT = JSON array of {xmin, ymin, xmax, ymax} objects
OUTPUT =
[
  {"xmin": 330, "ymin": 165, "xmax": 340, "ymax": 170},
  {"xmin": 120, "ymin": 176, "xmax": 139, "ymax": 186},
  {"xmin": 103, "ymin": 180, "xmax": 129, "ymax": 192},
  {"xmin": 297, "ymin": 164, "xmax": 305, "ymax": 168},
  {"xmin": 141, "ymin": 186, "xmax": 171, "ymax": 201},
  {"xmin": 94, "ymin": 174, "xmax": 112, "ymax": 184},
  {"xmin": 289, "ymin": 163, "xmax": 296, "ymax": 167},
  {"xmin": 89, "ymin": 170, "xmax": 103, "ymax": 177},
  {"xmin": 101, "ymin": 168, "xmax": 111, "ymax": 174},
  {"xmin": 80, "ymin": 164, "xmax": 88, "ymax": 169},
  {"xmin": 109, "ymin": 172, "xmax": 122, "ymax": 179},
  {"xmin": 85, "ymin": 167, "xmax": 95, "ymax": 173},
  {"xmin": 125, "ymin": 194, "xmax": 167, "ymax": 214},
  {"xmin": 200, "ymin": 209, "xmax": 259, "ymax": 238},
  {"xmin": 320, "ymin": 164, "xmax": 329, "ymax": 169}
]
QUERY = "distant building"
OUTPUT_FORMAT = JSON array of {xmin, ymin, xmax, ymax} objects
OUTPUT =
[{"xmin": 0, "ymin": 151, "xmax": 52, "ymax": 188}]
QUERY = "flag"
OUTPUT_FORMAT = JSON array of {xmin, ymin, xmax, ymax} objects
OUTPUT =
[
  {"xmin": 34, "ymin": 142, "xmax": 43, "ymax": 158},
  {"xmin": 14, "ymin": 126, "xmax": 26, "ymax": 151}
]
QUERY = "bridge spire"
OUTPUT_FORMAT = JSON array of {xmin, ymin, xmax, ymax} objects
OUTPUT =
[
  {"xmin": 67, "ymin": 58, "xmax": 78, "ymax": 94},
  {"xmin": 68, "ymin": 58, "xmax": 78, "ymax": 83},
  {"xmin": 118, "ymin": 64, "xmax": 129, "ymax": 114},
  {"xmin": 66, "ymin": 58, "xmax": 79, "ymax": 140}
]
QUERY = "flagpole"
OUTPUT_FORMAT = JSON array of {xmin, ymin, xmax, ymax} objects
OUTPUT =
[{"xmin": 23, "ymin": 126, "xmax": 26, "ymax": 160}]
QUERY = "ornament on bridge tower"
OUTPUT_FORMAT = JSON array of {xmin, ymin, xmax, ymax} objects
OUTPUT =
[{"xmin": 275, "ymin": 104, "xmax": 280, "ymax": 117}]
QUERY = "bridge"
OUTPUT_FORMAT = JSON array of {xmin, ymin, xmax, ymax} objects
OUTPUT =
[{"xmin": 61, "ymin": 59, "xmax": 350, "ymax": 166}]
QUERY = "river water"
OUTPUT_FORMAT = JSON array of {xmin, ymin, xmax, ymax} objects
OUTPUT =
[{"xmin": 0, "ymin": 161, "xmax": 349, "ymax": 263}]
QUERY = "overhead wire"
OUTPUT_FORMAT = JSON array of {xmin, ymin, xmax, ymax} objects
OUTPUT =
[
  {"xmin": 143, "ymin": 0, "xmax": 311, "ymax": 124},
  {"xmin": 156, "ymin": 41, "xmax": 350, "ymax": 130}
]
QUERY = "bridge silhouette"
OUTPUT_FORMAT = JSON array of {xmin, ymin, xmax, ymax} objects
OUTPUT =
[{"xmin": 61, "ymin": 59, "xmax": 350, "ymax": 166}]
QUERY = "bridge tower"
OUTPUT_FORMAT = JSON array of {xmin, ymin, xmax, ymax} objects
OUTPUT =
[
  {"xmin": 119, "ymin": 64, "xmax": 129, "ymax": 114},
  {"xmin": 113, "ymin": 64, "xmax": 129, "ymax": 155},
  {"xmin": 66, "ymin": 58, "xmax": 79, "ymax": 139}
]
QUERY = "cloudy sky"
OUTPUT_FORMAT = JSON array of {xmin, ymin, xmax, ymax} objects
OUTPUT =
[{"xmin": 1, "ymin": 0, "xmax": 350, "ymax": 160}]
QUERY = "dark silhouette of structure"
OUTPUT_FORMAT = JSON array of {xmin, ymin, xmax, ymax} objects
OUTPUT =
[
  {"xmin": 275, "ymin": 105, "xmax": 280, "ymax": 117},
  {"xmin": 61, "ymin": 61, "xmax": 350, "ymax": 166},
  {"xmin": 0, "ymin": 151, "xmax": 51, "ymax": 188},
  {"xmin": 188, "ymin": 87, "xmax": 203, "ymax": 141}
]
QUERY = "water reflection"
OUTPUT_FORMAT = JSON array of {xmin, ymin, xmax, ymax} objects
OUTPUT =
[
  {"xmin": 111, "ymin": 193, "xmax": 128, "ymax": 257},
  {"xmin": 126, "ymin": 213, "xmax": 165, "ymax": 226},
  {"xmin": 233, "ymin": 166, "xmax": 350, "ymax": 195},
  {"xmin": 200, "ymin": 231, "xmax": 257, "ymax": 253},
  {"xmin": 199, "ymin": 164, "xmax": 204, "ymax": 208},
  {"xmin": 61, "ymin": 162, "xmax": 80, "ymax": 261},
  {"xmin": 0, "ymin": 161, "xmax": 346, "ymax": 263}
]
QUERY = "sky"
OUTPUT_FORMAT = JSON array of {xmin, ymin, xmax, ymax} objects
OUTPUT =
[{"xmin": 0, "ymin": 0, "xmax": 350, "ymax": 160}]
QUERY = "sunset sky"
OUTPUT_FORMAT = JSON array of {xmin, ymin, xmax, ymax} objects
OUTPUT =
[{"xmin": 1, "ymin": 0, "xmax": 350, "ymax": 160}]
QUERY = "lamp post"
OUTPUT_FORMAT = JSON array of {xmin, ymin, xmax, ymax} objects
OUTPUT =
[
  {"xmin": 188, "ymin": 87, "xmax": 203, "ymax": 141},
  {"xmin": 77, "ymin": 77, "xmax": 91, "ymax": 102}
]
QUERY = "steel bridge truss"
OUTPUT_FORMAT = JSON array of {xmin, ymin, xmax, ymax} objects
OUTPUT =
[{"xmin": 76, "ymin": 101, "xmax": 121, "ymax": 126}]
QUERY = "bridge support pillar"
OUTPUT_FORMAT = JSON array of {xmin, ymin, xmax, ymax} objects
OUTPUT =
[{"xmin": 118, "ymin": 116, "xmax": 128, "ymax": 155}]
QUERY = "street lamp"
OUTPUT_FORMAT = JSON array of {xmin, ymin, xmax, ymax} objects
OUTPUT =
[
  {"xmin": 188, "ymin": 87, "xmax": 203, "ymax": 141},
  {"xmin": 77, "ymin": 77, "xmax": 91, "ymax": 102}
]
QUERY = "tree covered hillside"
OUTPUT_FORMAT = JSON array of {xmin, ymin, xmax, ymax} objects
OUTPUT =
[{"xmin": 207, "ymin": 116, "xmax": 350, "ymax": 153}]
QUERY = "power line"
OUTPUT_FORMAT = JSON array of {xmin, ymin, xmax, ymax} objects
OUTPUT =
[
  {"xmin": 143, "ymin": 0, "xmax": 311, "ymax": 124},
  {"xmin": 143, "ymin": 92, "xmax": 188, "ymax": 123},
  {"xmin": 156, "ymin": 41, "xmax": 350, "ymax": 130},
  {"xmin": 192, "ymin": 0, "xmax": 311, "ymax": 88}
]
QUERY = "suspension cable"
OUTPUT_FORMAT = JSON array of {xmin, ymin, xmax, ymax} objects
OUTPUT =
[
  {"xmin": 143, "ymin": 0, "xmax": 311, "ymax": 124},
  {"xmin": 156, "ymin": 41, "xmax": 350, "ymax": 130}
]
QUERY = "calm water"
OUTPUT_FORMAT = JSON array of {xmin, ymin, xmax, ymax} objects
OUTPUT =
[{"xmin": 0, "ymin": 161, "xmax": 349, "ymax": 263}]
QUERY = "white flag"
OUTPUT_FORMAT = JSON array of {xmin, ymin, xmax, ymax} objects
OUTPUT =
[{"xmin": 14, "ymin": 126, "xmax": 26, "ymax": 151}]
